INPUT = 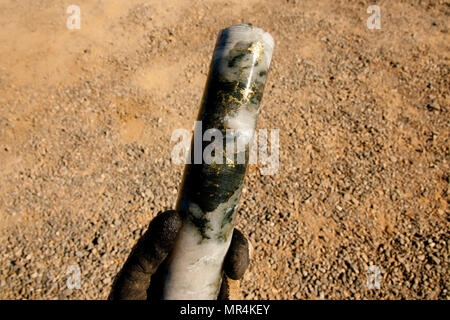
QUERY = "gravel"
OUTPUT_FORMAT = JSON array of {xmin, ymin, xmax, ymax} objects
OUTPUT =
[{"xmin": 0, "ymin": 0, "xmax": 448, "ymax": 299}]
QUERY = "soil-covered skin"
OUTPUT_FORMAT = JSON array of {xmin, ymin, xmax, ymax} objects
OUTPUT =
[{"xmin": 0, "ymin": 0, "xmax": 448, "ymax": 299}]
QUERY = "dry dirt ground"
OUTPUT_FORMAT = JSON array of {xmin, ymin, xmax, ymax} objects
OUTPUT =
[{"xmin": 0, "ymin": 0, "xmax": 449, "ymax": 299}]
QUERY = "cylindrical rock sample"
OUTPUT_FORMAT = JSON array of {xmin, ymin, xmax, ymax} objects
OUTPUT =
[{"xmin": 163, "ymin": 24, "xmax": 274, "ymax": 300}]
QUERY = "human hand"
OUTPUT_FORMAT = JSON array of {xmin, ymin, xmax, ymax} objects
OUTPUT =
[{"xmin": 108, "ymin": 210, "xmax": 250, "ymax": 300}]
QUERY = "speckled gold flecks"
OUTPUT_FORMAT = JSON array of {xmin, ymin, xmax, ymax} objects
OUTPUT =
[
  {"xmin": 240, "ymin": 86, "xmax": 254, "ymax": 104},
  {"xmin": 248, "ymin": 41, "xmax": 264, "ymax": 63}
]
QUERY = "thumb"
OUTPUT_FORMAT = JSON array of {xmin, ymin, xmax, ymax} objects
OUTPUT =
[{"xmin": 218, "ymin": 228, "xmax": 250, "ymax": 300}]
